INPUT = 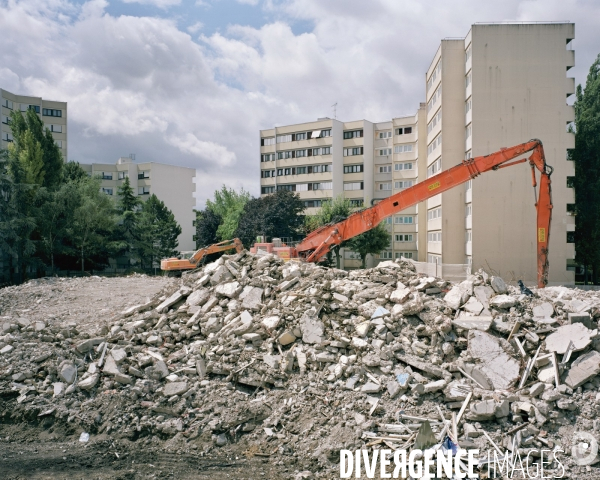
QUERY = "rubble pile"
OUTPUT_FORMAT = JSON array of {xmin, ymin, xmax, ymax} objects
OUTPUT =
[{"xmin": 2, "ymin": 251, "xmax": 600, "ymax": 477}]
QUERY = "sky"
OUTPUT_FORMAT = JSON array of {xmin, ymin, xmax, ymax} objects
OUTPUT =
[{"xmin": 1, "ymin": 0, "xmax": 599, "ymax": 209}]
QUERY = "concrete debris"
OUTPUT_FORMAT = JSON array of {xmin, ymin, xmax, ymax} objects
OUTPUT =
[{"xmin": 3, "ymin": 253, "xmax": 600, "ymax": 477}]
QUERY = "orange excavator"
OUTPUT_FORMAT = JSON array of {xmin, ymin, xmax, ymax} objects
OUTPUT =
[
  {"xmin": 161, "ymin": 238, "xmax": 243, "ymax": 272},
  {"xmin": 252, "ymin": 139, "xmax": 553, "ymax": 288}
]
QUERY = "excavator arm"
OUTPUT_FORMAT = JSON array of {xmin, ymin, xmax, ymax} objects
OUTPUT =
[
  {"xmin": 296, "ymin": 139, "xmax": 553, "ymax": 288},
  {"xmin": 161, "ymin": 238, "xmax": 243, "ymax": 271}
]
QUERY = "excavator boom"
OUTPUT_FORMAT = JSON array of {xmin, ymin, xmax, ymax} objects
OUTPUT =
[
  {"xmin": 296, "ymin": 139, "xmax": 552, "ymax": 288},
  {"xmin": 161, "ymin": 238, "xmax": 243, "ymax": 271}
]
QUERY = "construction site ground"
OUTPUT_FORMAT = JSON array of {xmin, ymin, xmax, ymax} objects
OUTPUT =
[{"xmin": 0, "ymin": 275, "xmax": 287, "ymax": 479}]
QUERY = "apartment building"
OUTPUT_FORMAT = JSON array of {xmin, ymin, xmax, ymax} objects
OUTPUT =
[
  {"xmin": 424, "ymin": 23, "xmax": 575, "ymax": 285},
  {"xmin": 81, "ymin": 157, "xmax": 196, "ymax": 251},
  {"xmin": 260, "ymin": 23, "xmax": 575, "ymax": 283},
  {"xmin": 1, "ymin": 88, "xmax": 67, "ymax": 160}
]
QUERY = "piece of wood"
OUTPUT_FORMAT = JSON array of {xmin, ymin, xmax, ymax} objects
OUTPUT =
[
  {"xmin": 482, "ymin": 430, "xmax": 503, "ymax": 455},
  {"xmin": 457, "ymin": 367, "xmax": 488, "ymax": 390},
  {"xmin": 507, "ymin": 321, "xmax": 522, "ymax": 342},
  {"xmin": 552, "ymin": 352, "xmax": 561, "ymax": 387},
  {"xmin": 451, "ymin": 412, "xmax": 458, "ymax": 444},
  {"xmin": 456, "ymin": 392, "xmax": 473, "ymax": 425}
]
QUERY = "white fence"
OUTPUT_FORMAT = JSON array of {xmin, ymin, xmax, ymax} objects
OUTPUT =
[{"xmin": 406, "ymin": 258, "xmax": 471, "ymax": 282}]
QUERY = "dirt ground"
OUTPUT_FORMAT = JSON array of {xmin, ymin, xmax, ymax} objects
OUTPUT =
[{"xmin": 0, "ymin": 276, "xmax": 293, "ymax": 479}]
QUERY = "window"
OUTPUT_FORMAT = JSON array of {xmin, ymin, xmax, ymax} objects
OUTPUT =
[
  {"xmin": 378, "ymin": 131, "xmax": 392, "ymax": 139},
  {"xmin": 118, "ymin": 171, "xmax": 128, "ymax": 180},
  {"xmin": 303, "ymin": 200, "xmax": 323, "ymax": 208},
  {"xmin": 567, "ymin": 176, "xmax": 575, "ymax": 188},
  {"xmin": 465, "ymin": 204, "xmax": 472, "ymax": 217},
  {"xmin": 310, "ymin": 129, "xmax": 331, "ymax": 139},
  {"xmin": 427, "ymin": 157, "xmax": 442, "ymax": 178},
  {"xmin": 284, "ymin": 168, "xmax": 291, "ymax": 176},
  {"xmin": 343, "ymin": 130, "xmax": 363, "ymax": 139},
  {"xmin": 465, "ymin": 150, "xmax": 472, "ymax": 160},
  {"xmin": 46, "ymin": 124, "xmax": 62, "ymax": 133},
  {"xmin": 427, "ymin": 108, "xmax": 442, "ymax": 134},
  {"xmin": 307, "ymin": 164, "xmax": 332, "ymax": 173},
  {"xmin": 394, "ymin": 144, "xmax": 413, "ymax": 154},
  {"xmin": 42, "ymin": 108, "xmax": 62, "ymax": 117},
  {"xmin": 566, "ymin": 203, "xmax": 575, "ymax": 215},
  {"xmin": 138, "ymin": 186, "xmax": 150, "ymax": 195},
  {"xmin": 379, "ymin": 251, "xmax": 393, "ymax": 259},
  {"xmin": 261, "ymin": 186, "xmax": 275, "ymax": 194},
  {"xmin": 277, "ymin": 184, "xmax": 295, "ymax": 192},
  {"xmin": 428, "ymin": 254, "xmax": 441, "ymax": 264},
  {"xmin": 322, "ymin": 146, "xmax": 331, "ymax": 155},
  {"xmin": 138, "ymin": 171, "xmax": 150, "ymax": 179},
  {"xmin": 101, "ymin": 172, "xmax": 113, "ymax": 180},
  {"xmin": 394, "ymin": 216, "xmax": 413, "ymax": 224},
  {"xmin": 102, "ymin": 187, "xmax": 113, "ymax": 195},
  {"xmin": 261, "ymin": 153, "xmax": 275, "ymax": 162},
  {"xmin": 465, "ymin": 71, "xmax": 472, "ymax": 88},
  {"xmin": 395, "ymin": 234, "xmax": 413, "ymax": 242},
  {"xmin": 567, "ymin": 231, "xmax": 575, "ymax": 243},
  {"xmin": 308, "ymin": 182, "xmax": 332, "ymax": 191},
  {"xmin": 379, "ymin": 165, "xmax": 392, "ymax": 173},
  {"xmin": 295, "ymin": 149, "xmax": 307, "ymax": 157},
  {"xmin": 261, "ymin": 170, "xmax": 271, "ymax": 178},
  {"xmin": 261, "ymin": 137, "xmax": 275, "ymax": 146},
  {"xmin": 55, "ymin": 140, "xmax": 62, "ymax": 148},
  {"xmin": 349, "ymin": 199, "xmax": 364, "ymax": 207},
  {"xmin": 1, "ymin": 99, "xmax": 13, "ymax": 109},
  {"xmin": 426, "ymin": 60, "xmax": 442, "ymax": 92},
  {"xmin": 2, "ymin": 132, "xmax": 13, "ymax": 142},
  {"xmin": 395, "ymin": 162, "xmax": 413, "ymax": 171},
  {"xmin": 277, "ymin": 151, "xmax": 293, "ymax": 160},
  {"xmin": 296, "ymin": 184, "xmax": 308, "ymax": 191},
  {"xmin": 295, "ymin": 132, "xmax": 307, "ymax": 141},
  {"xmin": 395, "ymin": 127, "xmax": 413, "ymax": 135},
  {"xmin": 427, "ymin": 207, "xmax": 442, "ymax": 221},
  {"xmin": 465, "ymin": 179, "xmax": 472, "ymax": 191},
  {"xmin": 22, "ymin": 104, "xmax": 40, "ymax": 113},
  {"xmin": 465, "ymin": 124, "xmax": 472, "ymax": 139},
  {"xmin": 343, "ymin": 147, "xmax": 364, "ymax": 157},
  {"xmin": 395, "ymin": 252, "xmax": 413, "ymax": 259},
  {"xmin": 427, "ymin": 84, "xmax": 442, "ymax": 113},
  {"xmin": 276, "ymin": 134, "xmax": 292, "ymax": 143},
  {"xmin": 296, "ymin": 167, "xmax": 307, "ymax": 174},
  {"xmin": 1, "ymin": 115, "xmax": 9, "ymax": 124},
  {"xmin": 465, "ymin": 98, "xmax": 472, "ymax": 114},
  {"xmin": 427, "ymin": 231, "xmax": 442, "ymax": 242},
  {"xmin": 277, "ymin": 168, "xmax": 283, "ymax": 176},
  {"xmin": 344, "ymin": 182, "xmax": 363, "ymax": 191},
  {"xmin": 465, "ymin": 44, "xmax": 472, "ymax": 62},
  {"xmin": 344, "ymin": 164, "xmax": 363, "ymax": 174},
  {"xmin": 427, "ymin": 134, "xmax": 442, "ymax": 155},
  {"xmin": 378, "ymin": 183, "xmax": 392, "ymax": 191},
  {"xmin": 379, "ymin": 148, "xmax": 392, "ymax": 156},
  {"xmin": 311, "ymin": 146, "xmax": 332, "ymax": 156},
  {"xmin": 466, "ymin": 230, "xmax": 472, "ymax": 242},
  {"xmin": 394, "ymin": 180, "xmax": 413, "ymax": 189}
]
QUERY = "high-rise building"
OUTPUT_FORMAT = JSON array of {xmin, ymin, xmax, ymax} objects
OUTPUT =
[
  {"xmin": 259, "ymin": 22, "xmax": 575, "ymax": 284},
  {"xmin": 81, "ymin": 157, "xmax": 196, "ymax": 252},
  {"xmin": 1, "ymin": 88, "xmax": 67, "ymax": 160}
]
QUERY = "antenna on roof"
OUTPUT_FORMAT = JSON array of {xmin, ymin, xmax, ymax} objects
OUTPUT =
[{"xmin": 332, "ymin": 102, "xmax": 337, "ymax": 120}]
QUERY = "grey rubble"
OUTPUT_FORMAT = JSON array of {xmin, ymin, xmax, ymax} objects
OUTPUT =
[{"xmin": 2, "ymin": 255, "xmax": 600, "ymax": 477}]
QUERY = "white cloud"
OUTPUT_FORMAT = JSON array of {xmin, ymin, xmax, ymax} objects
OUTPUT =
[
  {"xmin": 1, "ymin": 0, "xmax": 599, "ymax": 209},
  {"xmin": 121, "ymin": 0, "xmax": 181, "ymax": 8},
  {"xmin": 237, "ymin": 0, "xmax": 260, "ymax": 5}
]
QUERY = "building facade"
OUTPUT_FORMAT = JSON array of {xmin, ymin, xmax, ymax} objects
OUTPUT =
[
  {"xmin": 1, "ymin": 88, "xmax": 67, "ymax": 160},
  {"xmin": 81, "ymin": 157, "xmax": 196, "ymax": 252}
]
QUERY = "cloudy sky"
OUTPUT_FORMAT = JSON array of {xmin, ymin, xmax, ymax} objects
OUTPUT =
[{"xmin": 1, "ymin": 0, "xmax": 598, "ymax": 208}]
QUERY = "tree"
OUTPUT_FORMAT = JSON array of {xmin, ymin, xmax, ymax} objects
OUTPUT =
[
  {"xmin": 573, "ymin": 53, "xmax": 600, "ymax": 284},
  {"xmin": 62, "ymin": 161, "xmax": 88, "ymax": 183},
  {"xmin": 115, "ymin": 176, "xmax": 141, "ymax": 266},
  {"xmin": 206, "ymin": 186, "xmax": 250, "ymax": 240},
  {"xmin": 195, "ymin": 208, "xmax": 222, "ymax": 248},
  {"xmin": 235, "ymin": 191, "xmax": 305, "ymax": 248},
  {"xmin": 69, "ymin": 177, "xmax": 117, "ymax": 272},
  {"xmin": 304, "ymin": 195, "xmax": 353, "ymax": 268},
  {"xmin": 137, "ymin": 194, "xmax": 181, "ymax": 269},
  {"xmin": 346, "ymin": 223, "xmax": 391, "ymax": 269}
]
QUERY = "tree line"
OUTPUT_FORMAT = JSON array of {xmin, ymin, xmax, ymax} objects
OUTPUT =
[
  {"xmin": 0, "ymin": 109, "xmax": 181, "ymax": 284},
  {"xmin": 195, "ymin": 186, "xmax": 390, "ymax": 268}
]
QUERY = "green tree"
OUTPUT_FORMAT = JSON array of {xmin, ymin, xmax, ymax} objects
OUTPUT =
[
  {"xmin": 235, "ymin": 190, "xmax": 305, "ymax": 248},
  {"xmin": 137, "ymin": 194, "xmax": 181, "ymax": 268},
  {"xmin": 62, "ymin": 161, "xmax": 88, "ymax": 183},
  {"xmin": 69, "ymin": 177, "xmax": 117, "ymax": 272},
  {"xmin": 115, "ymin": 176, "xmax": 141, "ymax": 266},
  {"xmin": 195, "ymin": 208, "xmax": 222, "ymax": 248},
  {"xmin": 304, "ymin": 195, "xmax": 354, "ymax": 268},
  {"xmin": 206, "ymin": 186, "xmax": 250, "ymax": 240},
  {"xmin": 346, "ymin": 223, "xmax": 391, "ymax": 269},
  {"xmin": 573, "ymin": 53, "xmax": 600, "ymax": 284}
]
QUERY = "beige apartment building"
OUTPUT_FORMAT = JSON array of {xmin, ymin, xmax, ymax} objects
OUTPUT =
[
  {"xmin": 259, "ymin": 22, "xmax": 575, "ymax": 284},
  {"xmin": 1, "ymin": 88, "xmax": 67, "ymax": 160},
  {"xmin": 81, "ymin": 157, "xmax": 196, "ymax": 252}
]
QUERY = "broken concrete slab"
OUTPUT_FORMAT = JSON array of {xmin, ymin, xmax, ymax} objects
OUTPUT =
[
  {"xmin": 240, "ymin": 287, "xmax": 264, "ymax": 310},
  {"xmin": 390, "ymin": 287, "xmax": 411, "ymax": 304},
  {"xmin": 453, "ymin": 313, "xmax": 492, "ymax": 332},
  {"xmin": 215, "ymin": 281, "xmax": 242, "ymax": 299},
  {"xmin": 568, "ymin": 313, "xmax": 594, "ymax": 330},
  {"xmin": 490, "ymin": 276, "xmax": 508, "ymax": 294},
  {"xmin": 474, "ymin": 285, "xmax": 495, "ymax": 308},
  {"xmin": 545, "ymin": 323, "xmax": 594, "ymax": 354},
  {"xmin": 564, "ymin": 350, "xmax": 600, "ymax": 389},
  {"xmin": 75, "ymin": 337, "xmax": 104, "ymax": 354},
  {"xmin": 300, "ymin": 310, "xmax": 325, "ymax": 344},
  {"xmin": 278, "ymin": 331, "xmax": 296, "ymax": 346},
  {"xmin": 444, "ymin": 285, "xmax": 469, "ymax": 310},
  {"xmin": 59, "ymin": 364, "xmax": 77, "ymax": 384},
  {"xmin": 156, "ymin": 291, "xmax": 184, "ymax": 313},
  {"xmin": 468, "ymin": 330, "xmax": 520, "ymax": 390},
  {"xmin": 489, "ymin": 295, "xmax": 517, "ymax": 309},
  {"xmin": 163, "ymin": 382, "xmax": 189, "ymax": 397},
  {"xmin": 463, "ymin": 297, "xmax": 484, "ymax": 315}
]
